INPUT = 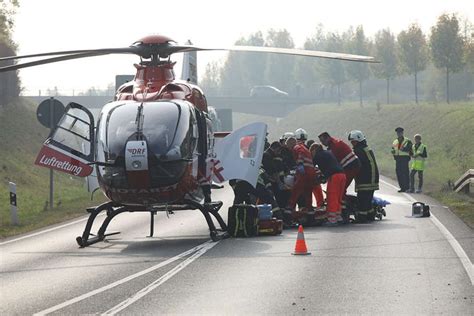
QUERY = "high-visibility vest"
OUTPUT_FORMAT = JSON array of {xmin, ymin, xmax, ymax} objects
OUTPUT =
[
  {"xmin": 411, "ymin": 143, "xmax": 427, "ymax": 171},
  {"xmin": 391, "ymin": 137, "xmax": 411, "ymax": 157}
]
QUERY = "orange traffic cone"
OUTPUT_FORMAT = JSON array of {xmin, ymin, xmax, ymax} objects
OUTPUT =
[{"xmin": 292, "ymin": 225, "xmax": 311, "ymax": 255}]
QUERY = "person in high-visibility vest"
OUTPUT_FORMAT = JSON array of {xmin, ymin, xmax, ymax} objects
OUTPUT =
[
  {"xmin": 391, "ymin": 127, "xmax": 413, "ymax": 192},
  {"xmin": 408, "ymin": 134, "xmax": 427, "ymax": 193}
]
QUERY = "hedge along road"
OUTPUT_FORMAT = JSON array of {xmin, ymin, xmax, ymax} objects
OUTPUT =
[{"xmin": 0, "ymin": 180, "xmax": 472, "ymax": 315}]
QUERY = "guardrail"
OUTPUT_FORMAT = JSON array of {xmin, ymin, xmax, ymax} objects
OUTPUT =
[{"xmin": 453, "ymin": 169, "xmax": 473, "ymax": 193}]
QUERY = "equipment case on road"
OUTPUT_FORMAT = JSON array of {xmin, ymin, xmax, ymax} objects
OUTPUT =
[{"xmin": 228, "ymin": 204, "xmax": 259, "ymax": 237}]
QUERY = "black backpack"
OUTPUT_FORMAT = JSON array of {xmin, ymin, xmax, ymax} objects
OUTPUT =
[{"xmin": 227, "ymin": 204, "xmax": 259, "ymax": 237}]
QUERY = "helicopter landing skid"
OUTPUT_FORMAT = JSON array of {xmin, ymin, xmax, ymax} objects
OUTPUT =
[
  {"xmin": 76, "ymin": 201, "xmax": 127, "ymax": 248},
  {"xmin": 189, "ymin": 200, "xmax": 229, "ymax": 242},
  {"xmin": 76, "ymin": 200, "xmax": 229, "ymax": 248},
  {"xmin": 151, "ymin": 200, "xmax": 229, "ymax": 242}
]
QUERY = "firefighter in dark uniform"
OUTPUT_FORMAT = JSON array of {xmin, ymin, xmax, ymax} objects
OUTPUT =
[{"xmin": 348, "ymin": 130, "xmax": 379, "ymax": 222}]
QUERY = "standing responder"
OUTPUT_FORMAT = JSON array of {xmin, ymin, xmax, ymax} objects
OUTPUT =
[
  {"xmin": 262, "ymin": 141, "xmax": 283, "ymax": 177},
  {"xmin": 408, "ymin": 134, "xmax": 427, "ymax": 193},
  {"xmin": 280, "ymin": 136, "xmax": 296, "ymax": 173},
  {"xmin": 310, "ymin": 143, "xmax": 346, "ymax": 226},
  {"xmin": 348, "ymin": 130, "xmax": 379, "ymax": 222},
  {"xmin": 318, "ymin": 132, "xmax": 361, "ymax": 193},
  {"xmin": 391, "ymin": 127, "xmax": 412, "ymax": 192},
  {"xmin": 287, "ymin": 129, "xmax": 316, "ymax": 211}
]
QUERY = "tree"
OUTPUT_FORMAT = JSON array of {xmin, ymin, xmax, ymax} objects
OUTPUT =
[
  {"xmin": 241, "ymin": 31, "xmax": 266, "ymax": 88},
  {"xmin": 430, "ymin": 14, "xmax": 465, "ymax": 103},
  {"xmin": 346, "ymin": 26, "xmax": 371, "ymax": 107},
  {"xmin": 397, "ymin": 24, "xmax": 428, "ymax": 104},
  {"xmin": 373, "ymin": 29, "xmax": 399, "ymax": 104},
  {"xmin": 200, "ymin": 61, "xmax": 221, "ymax": 96},
  {"xmin": 263, "ymin": 29, "xmax": 295, "ymax": 93},
  {"xmin": 465, "ymin": 33, "xmax": 474, "ymax": 75},
  {"xmin": 219, "ymin": 37, "xmax": 248, "ymax": 96},
  {"xmin": 294, "ymin": 25, "xmax": 326, "ymax": 98},
  {"xmin": 218, "ymin": 32, "xmax": 267, "ymax": 96},
  {"xmin": 0, "ymin": 0, "xmax": 20, "ymax": 106},
  {"xmin": 321, "ymin": 33, "xmax": 346, "ymax": 105},
  {"xmin": 458, "ymin": 16, "xmax": 473, "ymax": 75}
]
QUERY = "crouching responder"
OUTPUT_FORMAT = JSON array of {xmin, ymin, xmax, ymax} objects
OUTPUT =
[
  {"xmin": 310, "ymin": 143, "xmax": 346, "ymax": 226},
  {"xmin": 408, "ymin": 134, "xmax": 427, "ymax": 193},
  {"xmin": 318, "ymin": 132, "xmax": 360, "ymax": 193},
  {"xmin": 286, "ymin": 129, "xmax": 316, "ymax": 212},
  {"xmin": 348, "ymin": 130, "xmax": 379, "ymax": 222},
  {"xmin": 230, "ymin": 167, "xmax": 281, "ymax": 218}
]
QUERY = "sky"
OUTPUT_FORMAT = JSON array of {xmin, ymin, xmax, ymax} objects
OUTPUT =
[{"xmin": 11, "ymin": 0, "xmax": 474, "ymax": 95}]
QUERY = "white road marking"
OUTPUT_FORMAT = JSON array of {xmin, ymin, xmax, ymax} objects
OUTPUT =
[
  {"xmin": 380, "ymin": 179, "xmax": 474, "ymax": 285},
  {"xmin": 34, "ymin": 240, "xmax": 217, "ymax": 315},
  {"xmin": 102, "ymin": 241, "xmax": 219, "ymax": 315}
]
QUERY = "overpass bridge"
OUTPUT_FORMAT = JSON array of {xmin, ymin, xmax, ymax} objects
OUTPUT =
[{"xmin": 24, "ymin": 95, "xmax": 319, "ymax": 117}]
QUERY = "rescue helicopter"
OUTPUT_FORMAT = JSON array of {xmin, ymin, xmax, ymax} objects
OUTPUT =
[{"xmin": 0, "ymin": 35, "xmax": 376, "ymax": 247}]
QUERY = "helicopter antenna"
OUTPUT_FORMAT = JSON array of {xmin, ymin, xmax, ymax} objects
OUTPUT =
[{"xmin": 135, "ymin": 103, "xmax": 145, "ymax": 140}]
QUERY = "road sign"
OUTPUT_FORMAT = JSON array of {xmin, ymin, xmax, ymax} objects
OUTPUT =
[{"xmin": 36, "ymin": 98, "xmax": 65, "ymax": 128}]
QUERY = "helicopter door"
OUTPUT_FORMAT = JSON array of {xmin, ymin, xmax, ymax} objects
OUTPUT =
[
  {"xmin": 35, "ymin": 102, "xmax": 95, "ymax": 177},
  {"xmin": 211, "ymin": 122, "xmax": 267, "ymax": 187}
]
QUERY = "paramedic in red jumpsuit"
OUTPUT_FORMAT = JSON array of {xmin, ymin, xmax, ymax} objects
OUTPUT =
[{"xmin": 287, "ymin": 129, "xmax": 316, "ymax": 211}]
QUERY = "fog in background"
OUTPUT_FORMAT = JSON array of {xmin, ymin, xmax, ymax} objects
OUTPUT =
[{"xmin": 11, "ymin": 0, "xmax": 473, "ymax": 98}]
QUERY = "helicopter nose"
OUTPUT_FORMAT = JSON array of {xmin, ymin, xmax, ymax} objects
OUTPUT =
[{"xmin": 125, "ymin": 140, "xmax": 150, "ymax": 189}]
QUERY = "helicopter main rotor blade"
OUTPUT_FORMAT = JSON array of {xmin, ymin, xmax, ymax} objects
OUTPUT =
[
  {"xmin": 165, "ymin": 45, "xmax": 377, "ymax": 63},
  {"xmin": 0, "ymin": 47, "xmax": 137, "ymax": 62},
  {"xmin": 0, "ymin": 51, "xmax": 119, "ymax": 72},
  {"xmin": 0, "ymin": 42, "xmax": 377, "ymax": 73},
  {"xmin": 227, "ymin": 46, "xmax": 378, "ymax": 63}
]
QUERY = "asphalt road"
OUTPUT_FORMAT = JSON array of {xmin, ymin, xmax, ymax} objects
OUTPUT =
[{"xmin": 1, "ymin": 177, "xmax": 473, "ymax": 315}]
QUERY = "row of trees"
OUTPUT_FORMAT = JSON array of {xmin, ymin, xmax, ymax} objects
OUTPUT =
[
  {"xmin": 0, "ymin": 0, "xmax": 20, "ymax": 107},
  {"xmin": 201, "ymin": 13, "xmax": 473, "ymax": 105}
]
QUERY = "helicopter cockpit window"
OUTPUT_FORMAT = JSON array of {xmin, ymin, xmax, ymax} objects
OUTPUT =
[
  {"xmin": 104, "ymin": 101, "xmax": 194, "ymax": 163},
  {"xmin": 143, "ymin": 101, "xmax": 194, "ymax": 160},
  {"xmin": 105, "ymin": 104, "xmax": 141, "ymax": 161}
]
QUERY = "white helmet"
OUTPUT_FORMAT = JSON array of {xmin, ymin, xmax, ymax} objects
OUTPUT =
[
  {"xmin": 294, "ymin": 128, "xmax": 308, "ymax": 141},
  {"xmin": 280, "ymin": 132, "xmax": 295, "ymax": 141},
  {"xmin": 348, "ymin": 130, "xmax": 366, "ymax": 142}
]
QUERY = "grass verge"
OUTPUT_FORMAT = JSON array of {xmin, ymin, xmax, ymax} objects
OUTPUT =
[{"xmin": 0, "ymin": 99, "xmax": 106, "ymax": 238}]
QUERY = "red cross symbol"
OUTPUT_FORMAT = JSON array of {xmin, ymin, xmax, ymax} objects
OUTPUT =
[{"xmin": 211, "ymin": 159, "xmax": 225, "ymax": 182}]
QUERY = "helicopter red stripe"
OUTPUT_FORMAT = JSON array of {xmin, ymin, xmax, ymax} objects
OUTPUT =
[{"xmin": 126, "ymin": 171, "xmax": 151, "ymax": 189}]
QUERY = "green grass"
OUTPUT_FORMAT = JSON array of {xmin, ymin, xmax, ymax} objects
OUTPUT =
[
  {"xmin": 234, "ymin": 100, "xmax": 474, "ymax": 227},
  {"xmin": 0, "ymin": 99, "xmax": 106, "ymax": 238}
]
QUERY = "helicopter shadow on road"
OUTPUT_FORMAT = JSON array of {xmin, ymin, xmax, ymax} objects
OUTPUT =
[
  {"xmin": 3, "ymin": 236, "xmax": 212, "ymax": 274},
  {"xmin": 116, "ymin": 235, "xmax": 210, "ymax": 256}
]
